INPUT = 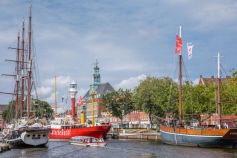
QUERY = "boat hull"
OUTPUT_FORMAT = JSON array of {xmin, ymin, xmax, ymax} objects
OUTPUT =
[
  {"xmin": 160, "ymin": 125, "xmax": 237, "ymax": 148},
  {"xmin": 4, "ymin": 128, "xmax": 50, "ymax": 147},
  {"xmin": 71, "ymin": 142, "xmax": 107, "ymax": 147},
  {"xmin": 49, "ymin": 124, "xmax": 111, "ymax": 139},
  {"xmin": 21, "ymin": 130, "xmax": 49, "ymax": 146}
]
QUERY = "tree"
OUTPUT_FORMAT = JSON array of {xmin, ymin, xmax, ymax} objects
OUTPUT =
[
  {"xmin": 2, "ymin": 99, "xmax": 53, "ymax": 123},
  {"xmin": 102, "ymin": 89, "xmax": 134, "ymax": 126},
  {"xmin": 182, "ymin": 70, "xmax": 237, "ymax": 118},
  {"xmin": 34, "ymin": 99, "xmax": 53, "ymax": 118},
  {"xmin": 221, "ymin": 71, "xmax": 237, "ymax": 115},
  {"xmin": 2, "ymin": 101, "xmax": 15, "ymax": 123},
  {"xmin": 133, "ymin": 76, "xmax": 178, "ymax": 126}
]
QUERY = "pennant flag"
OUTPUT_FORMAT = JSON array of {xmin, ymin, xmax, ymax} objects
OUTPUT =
[
  {"xmin": 78, "ymin": 96, "xmax": 83, "ymax": 106},
  {"xmin": 175, "ymin": 35, "xmax": 182, "ymax": 55},
  {"xmin": 187, "ymin": 42, "xmax": 194, "ymax": 59}
]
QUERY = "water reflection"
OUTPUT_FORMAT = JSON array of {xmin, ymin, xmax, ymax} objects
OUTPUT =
[{"xmin": 1, "ymin": 139, "xmax": 237, "ymax": 158}]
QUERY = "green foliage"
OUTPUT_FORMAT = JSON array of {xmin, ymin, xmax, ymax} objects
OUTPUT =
[
  {"xmin": 221, "ymin": 73, "xmax": 237, "ymax": 115},
  {"xmin": 101, "ymin": 89, "xmax": 134, "ymax": 124},
  {"xmin": 34, "ymin": 99, "xmax": 53, "ymax": 118},
  {"xmin": 182, "ymin": 70, "xmax": 237, "ymax": 117},
  {"xmin": 133, "ymin": 72, "xmax": 237, "ymax": 124},
  {"xmin": 184, "ymin": 84, "xmax": 216, "ymax": 115},
  {"xmin": 2, "ymin": 99, "xmax": 53, "ymax": 123},
  {"xmin": 133, "ymin": 76, "xmax": 178, "ymax": 125},
  {"xmin": 104, "ymin": 70, "xmax": 237, "ymax": 126},
  {"xmin": 2, "ymin": 100, "xmax": 15, "ymax": 123}
]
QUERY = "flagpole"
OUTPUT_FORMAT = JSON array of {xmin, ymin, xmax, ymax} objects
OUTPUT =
[
  {"xmin": 217, "ymin": 52, "xmax": 221, "ymax": 126},
  {"xmin": 178, "ymin": 26, "xmax": 183, "ymax": 126},
  {"xmin": 54, "ymin": 75, "xmax": 57, "ymax": 115}
]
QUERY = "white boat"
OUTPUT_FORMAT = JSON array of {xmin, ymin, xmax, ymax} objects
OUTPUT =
[
  {"xmin": 2, "ymin": 120, "xmax": 50, "ymax": 146},
  {"xmin": 70, "ymin": 136, "xmax": 107, "ymax": 147}
]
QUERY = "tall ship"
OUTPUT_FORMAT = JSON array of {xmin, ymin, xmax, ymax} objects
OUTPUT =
[
  {"xmin": 0, "ymin": 6, "xmax": 50, "ymax": 146},
  {"xmin": 49, "ymin": 62, "xmax": 112, "ymax": 139},
  {"xmin": 160, "ymin": 26, "xmax": 237, "ymax": 148}
]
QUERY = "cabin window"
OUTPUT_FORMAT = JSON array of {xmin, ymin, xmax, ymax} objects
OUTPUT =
[
  {"xmin": 43, "ymin": 134, "xmax": 46, "ymax": 137},
  {"xmin": 27, "ymin": 135, "xmax": 30, "ymax": 137}
]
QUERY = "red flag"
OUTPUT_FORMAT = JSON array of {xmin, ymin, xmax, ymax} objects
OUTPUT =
[
  {"xmin": 78, "ymin": 96, "xmax": 83, "ymax": 106},
  {"xmin": 175, "ymin": 35, "xmax": 182, "ymax": 55}
]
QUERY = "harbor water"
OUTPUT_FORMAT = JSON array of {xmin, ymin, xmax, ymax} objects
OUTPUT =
[{"xmin": 1, "ymin": 139, "xmax": 237, "ymax": 158}]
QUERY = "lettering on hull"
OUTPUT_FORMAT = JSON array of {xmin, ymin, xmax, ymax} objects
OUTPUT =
[{"xmin": 51, "ymin": 129, "xmax": 71, "ymax": 136}]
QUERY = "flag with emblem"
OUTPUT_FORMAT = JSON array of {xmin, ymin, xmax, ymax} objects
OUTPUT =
[
  {"xmin": 176, "ymin": 35, "xmax": 182, "ymax": 55},
  {"xmin": 187, "ymin": 42, "xmax": 194, "ymax": 59}
]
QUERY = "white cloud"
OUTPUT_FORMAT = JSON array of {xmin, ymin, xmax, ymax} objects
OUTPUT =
[
  {"xmin": 45, "ymin": 93, "xmax": 54, "ymax": 104},
  {"xmin": 37, "ymin": 75, "xmax": 88, "ymax": 107},
  {"xmin": 104, "ymin": 63, "xmax": 146, "ymax": 71},
  {"xmin": 81, "ymin": 32, "xmax": 150, "ymax": 72},
  {"xmin": 44, "ymin": 75, "xmax": 72, "ymax": 88},
  {"xmin": 192, "ymin": 2, "xmax": 237, "ymax": 30},
  {"xmin": 115, "ymin": 74, "xmax": 147, "ymax": 90},
  {"xmin": 37, "ymin": 86, "xmax": 52, "ymax": 97},
  {"xmin": 37, "ymin": 75, "xmax": 74, "ymax": 104}
]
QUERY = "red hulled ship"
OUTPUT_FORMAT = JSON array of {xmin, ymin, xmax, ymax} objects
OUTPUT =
[
  {"xmin": 49, "ymin": 118, "xmax": 111, "ymax": 139},
  {"xmin": 49, "ymin": 77, "xmax": 111, "ymax": 139}
]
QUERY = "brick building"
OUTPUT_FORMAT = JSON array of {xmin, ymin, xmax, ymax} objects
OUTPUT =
[
  {"xmin": 199, "ymin": 75, "xmax": 231, "ymax": 86},
  {"xmin": 106, "ymin": 111, "xmax": 150, "ymax": 128},
  {"xmin": 201, "ymin": 113, "xmax": 237, "ymax": 127}
]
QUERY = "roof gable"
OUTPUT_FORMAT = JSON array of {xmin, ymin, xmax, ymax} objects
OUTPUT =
[{"xmin": 83, "ymin": 82, "xmax": 115, "ymax": 100}]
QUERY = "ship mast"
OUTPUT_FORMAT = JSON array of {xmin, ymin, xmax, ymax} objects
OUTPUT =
[
  {"xmin": 217, "ymin": 52, "xmax": 221, "ymax": 126},
  {"xmin": 91, "ymin": 91, "xmax": 95, "ymax": 127},
  {"xmin": 0, "ymin": 32, "xmax": 21, "ymax": 120},
  {"xmin": 27, "ymin": 5, "xmax": 32, "ymax": 119},
  {"xmin": 20, "ymin": 19, "xmax": 25, "ymax": 118},
  {"xmin": 54, "ymin": 75, "xmax": 57, "ymax": 115},
  {"xmin": 178, "ymin": 26, "xmax": 183, "ymax": 126},
  {"xmin": 15, "ymin": 33, "xmax": 20, "ymax": 119}
]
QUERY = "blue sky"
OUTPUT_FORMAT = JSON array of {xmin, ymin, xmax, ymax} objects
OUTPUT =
[{"xmin": 0, "ymin": 0, "xmax": 237, "ymax": 107}]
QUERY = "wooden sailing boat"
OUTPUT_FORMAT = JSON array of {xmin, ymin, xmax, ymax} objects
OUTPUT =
[
  {"xmin": 160, "ymin": 26, "xmax": 237, "ymax": 148},
  {"xmin": 1, "ymin": 6, "xmax": 50, "ymax": 147}
]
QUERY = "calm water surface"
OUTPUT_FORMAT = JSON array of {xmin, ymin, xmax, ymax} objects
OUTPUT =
[{"xmin": 1, "ymin": 139, "xmax": 237, "ymax": 158}]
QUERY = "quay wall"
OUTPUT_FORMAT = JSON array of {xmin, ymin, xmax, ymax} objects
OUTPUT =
[{"xmin": 118, "ymin": 133, "xmax": 161, "ymax": 141}]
